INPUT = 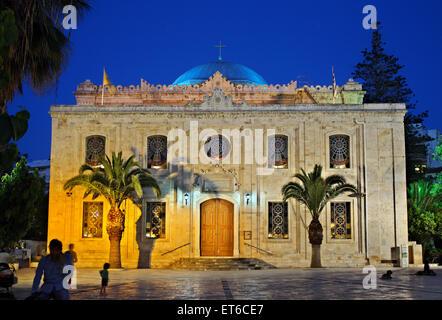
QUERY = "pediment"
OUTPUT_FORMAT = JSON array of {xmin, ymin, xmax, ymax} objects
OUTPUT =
[{"xmin": 196, "ymin": 86, "xmax": 248, "ymax": 109}]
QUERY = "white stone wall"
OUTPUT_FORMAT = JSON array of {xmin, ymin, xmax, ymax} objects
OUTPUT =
[{"xmin": 48, "ymin": 101, "xmax": 407, "ymax": 268}]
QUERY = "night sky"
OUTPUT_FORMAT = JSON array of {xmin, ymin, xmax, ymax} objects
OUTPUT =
[{"xmin": 9, "ymin": 0, "xmax": 442, "ymax": 161}]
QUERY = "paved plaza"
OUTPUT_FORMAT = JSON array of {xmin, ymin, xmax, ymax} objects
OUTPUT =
[{"xmin": 7, "ymin": 266, "xmax": 442, "ymax": 300}]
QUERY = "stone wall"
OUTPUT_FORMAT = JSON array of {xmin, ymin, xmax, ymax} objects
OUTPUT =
[{"xmin": 48, "ymin": 93, "xmax": 407, "ymax": 268}]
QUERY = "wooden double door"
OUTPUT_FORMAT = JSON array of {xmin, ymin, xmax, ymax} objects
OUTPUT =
[{"xmin": 200, "ymin": 199, "xmax": 234, "ymax": 256}]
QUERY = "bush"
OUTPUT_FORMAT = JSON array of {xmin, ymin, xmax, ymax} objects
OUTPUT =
[
  {"xmin": 0, "ymin": 157, "xmax": 46, "ymax": 247},
  {"xmin": 425, "ymin": 247, "xmax": 442, "ymax": 264}
]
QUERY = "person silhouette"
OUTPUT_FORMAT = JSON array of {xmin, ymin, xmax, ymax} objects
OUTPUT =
[
  {"xmin": 381, "ymin": 270, "xmax": 392, "ymax": 280},
  {"xmin": 30, "ymin": 239, "xmax": 73, "ymax": 300},
  {"xmin": 64, "ymin": 244, "xmax": 78, "ymax": 264},
  {"xmin": 64, "ymin": 244, "xmax": 78, "ymax": 289}
]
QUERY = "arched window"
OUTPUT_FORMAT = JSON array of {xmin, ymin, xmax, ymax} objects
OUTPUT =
[
  {"xmin": 147, "ymin": 135, "xmax": 167, "ymax": 169},
  {"xmin": 329, "ymin": 135, "xmax": 350, "ymax": 169},
  {"xmin": 85, "ymin": 136, "xmax": 106, "ymax": 166},
  {"xmin": 268, "ymin": 135, "xmax": 288, "ymax": 169}
]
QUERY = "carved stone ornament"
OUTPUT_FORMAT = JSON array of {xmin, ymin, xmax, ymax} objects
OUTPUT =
[
  {"xmin": 196, "ymin": 164, "xmax": 240, "ymax": 192},
  {"xmin": 198, "ymin": 87, "xmax": 246, "ymax": 110}
]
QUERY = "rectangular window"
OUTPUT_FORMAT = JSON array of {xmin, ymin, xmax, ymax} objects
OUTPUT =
[
  {"xmin": 82, "ymin": 202, "xmax": 103, "ymax": 238},
  {"xmin": 145, "ymin": 202, "xmax": 166, "ymax": 239},
  {"xmin": 330, "ymin": 202, "xmax": 351, "ymax": 239},
  {"xmin": 268, "ymin": 202, "xmax": 289, "ymax": 239}
]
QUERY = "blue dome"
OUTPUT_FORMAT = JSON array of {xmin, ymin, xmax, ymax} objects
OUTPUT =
[{"xmin": 173, "ymin": 61, "xmax": 267, "ymax": 86}]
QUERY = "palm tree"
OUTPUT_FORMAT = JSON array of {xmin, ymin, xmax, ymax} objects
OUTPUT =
[
  {"xmin": 0, "ymin": 0, "xmax": 91, "ymax": 113},
  {"xmin": 282, "ymin": 164, "xmax": 357, "ymax": 268},
  {"xmin": 64, "ymin": 152, "xmax": 161, "ymax": 268}
]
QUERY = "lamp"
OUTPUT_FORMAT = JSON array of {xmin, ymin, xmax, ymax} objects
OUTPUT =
[
  {"xmin": 184, "ymin": 193, "xmax": 189, "ymax": 205},
  {"xmin": 245, "ymin": 193, "xmax": 251, "ymax": 205}
]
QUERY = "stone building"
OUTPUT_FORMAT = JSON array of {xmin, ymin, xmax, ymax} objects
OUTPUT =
[{"xmin": 48, "ymin": 60, "xmax": 410, "ymax": 268}]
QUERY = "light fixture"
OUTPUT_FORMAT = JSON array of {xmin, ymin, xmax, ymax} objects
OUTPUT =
[
  {"xmin": 245, "ymin": 193, "xmax": 251, "ymax": 205},
  {"xmin": 184, "ymin": 193, "xmax": 189, "ymax": 205}
]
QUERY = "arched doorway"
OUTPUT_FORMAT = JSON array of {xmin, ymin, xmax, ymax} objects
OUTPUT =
[{"xmin": 200, "ymin": 199, "xmax": 234, "ymax": 256}]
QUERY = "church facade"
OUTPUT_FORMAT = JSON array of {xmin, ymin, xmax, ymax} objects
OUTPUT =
[{"xmin": 47, "ymin": 61, "xmax": 409, "ymax": 268}]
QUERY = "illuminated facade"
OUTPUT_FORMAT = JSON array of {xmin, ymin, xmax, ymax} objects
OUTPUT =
[{"xmin": 47, "ymin": 61, "xmax": 412, "ymax": 268}]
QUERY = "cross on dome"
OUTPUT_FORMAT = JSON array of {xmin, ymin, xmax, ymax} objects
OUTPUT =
[{"xmin": 214, "ymin": 40, "xmax": 226, "ymax": 61}]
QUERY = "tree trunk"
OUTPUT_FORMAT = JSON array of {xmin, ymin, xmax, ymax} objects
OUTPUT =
[
  {"xmin": 108, "ymin": 233, "xmax": 122, "ymax": 268},
  {"xmin": 106, "ymin": 207, "xmax": 125, "ymax": 268},
  {"xmin": 311, "ymin": 244, "xmax": 322, "ymax": 268},
  {"xmin": 308, "ymin": 218, "xmax": 323, "ymax": 268}
]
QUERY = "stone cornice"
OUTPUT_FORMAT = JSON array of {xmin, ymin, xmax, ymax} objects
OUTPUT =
[{"xmin": 50, "ymin": 103, "xmax": 406, "ymax": 115}]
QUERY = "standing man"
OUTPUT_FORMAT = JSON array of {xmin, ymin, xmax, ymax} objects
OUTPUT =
[
  {"xmin": 65, "ymin": 244, "xmax": 78, "ymax": 265},
  {"xmin": 64, "ymin": 244, "xmax": 77, "ymax": 289}
]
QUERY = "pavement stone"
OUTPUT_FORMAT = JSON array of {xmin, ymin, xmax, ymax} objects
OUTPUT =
[{"xmin": 4, "ymin": 266, "xmax": 442, "ymax": 300}]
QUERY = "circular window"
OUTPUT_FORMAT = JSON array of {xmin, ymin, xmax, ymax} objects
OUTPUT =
[{"xmin": 204, "ymin": 135, "xmax": 230, "ymax": 160}]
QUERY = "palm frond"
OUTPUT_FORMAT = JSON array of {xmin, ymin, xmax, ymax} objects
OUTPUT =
[
  {"xmin": 79, "ymin": 163, "xmax": 95, "ymax": 174},
  {"xmin": 282, "ymin": 164, "xmax": 357, "ymax": 220},
  {"xmin": 64, "ymin": 151, "xmax": 161, "ymax": 208}
]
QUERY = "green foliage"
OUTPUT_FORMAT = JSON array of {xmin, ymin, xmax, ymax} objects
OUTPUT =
[
  {"xmin": 0, "ymin": 157, "xmax": 46, "ymax": 248},
  {"xmin": 423, "ymin": 247, "xmax": 442, "ymax": 264},
  {"xmin": 0, "ymin": 108, "xmax": 30, "ymax": 144},
  {"xmin": 281, "ymin": 164, "xmax": 357, "ymax": 219},
  {"xmin": 0, "ymin": 0, "xmax": 91, "ymax": 106},
  {"xmin": 0, "ymin": 108, "xmax": 30, "ymax": 175},
  {"xmin": 0, "ymin": 142, "xmax": 19, "ymax": 176},
  {"xmin": 0, "ymin": 7, "xmax": 18, "ymax": 89},
  {"xmin": 434, "ymin": 136, "xmax": 442, "ymax": 162},
  {"xmin": 64, "ymin": 151, "xmax": 161, "ymax": 209},
  {"xmin": 432, "ymin": 137, "xmax": 442, "ymax": 198},
  {"xmin": 0, "ymin": 6, "xmax": 29, "ymax": 173},
  {"xmin": 352, "ymin": 24, "xmax": 430, "ymax": 184},
  {"xmin": 352, "ymin": 25, "xmax": 414, "ymax": 105},
  {"xmin": 407, "ymin": 180, "xmax": 442, "ymax": 248},
  {"xmin": 24, "ymin": 192, "xmax": 49, "ymax": 241}
]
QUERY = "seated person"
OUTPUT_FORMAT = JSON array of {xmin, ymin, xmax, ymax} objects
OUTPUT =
[
  {"xmin": 31, "ymin": 239, "xmax": 73, "ymax": 300},
  {"xmin": 381, "ymin": 270, "xmax": 392, "ymax": 280}
]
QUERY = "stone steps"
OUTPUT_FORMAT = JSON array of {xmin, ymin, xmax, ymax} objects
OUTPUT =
[{"xmin": 165, "ymin": 258, "xmax": 277, "ymax": 271}]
